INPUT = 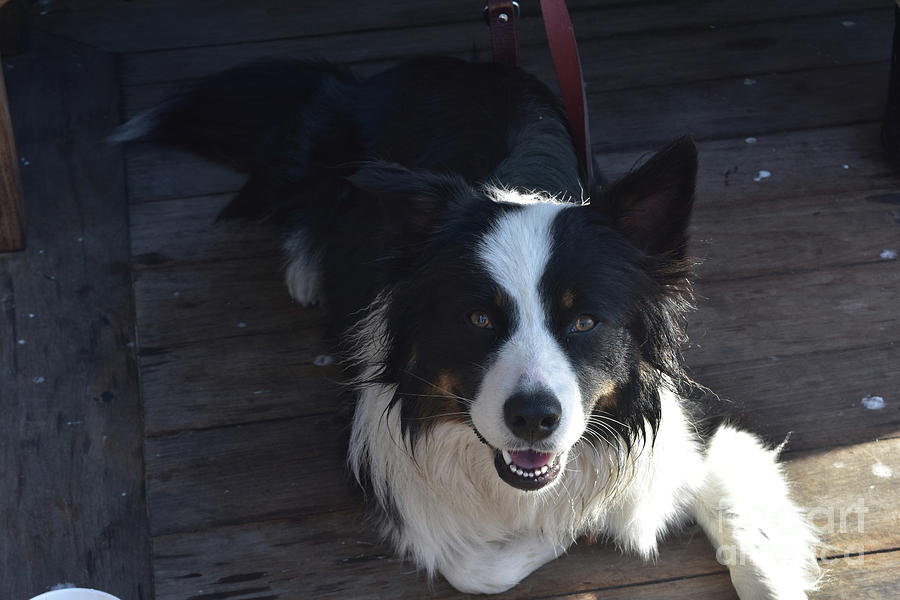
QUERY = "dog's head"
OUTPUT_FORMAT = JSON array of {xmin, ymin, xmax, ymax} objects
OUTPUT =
[{"xmin": 351, "ymin": 137, "xmax": 697, "ymax": 492}]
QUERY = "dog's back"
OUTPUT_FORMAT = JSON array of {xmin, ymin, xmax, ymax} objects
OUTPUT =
[{"xmin": 115, "ymin": 57, "xmax": 583, "ymax": 331}]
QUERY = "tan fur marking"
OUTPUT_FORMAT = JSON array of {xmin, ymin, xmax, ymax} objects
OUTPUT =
[
  {"xmin": 594, "ymin": 381, "xmax": 618, "ymax": 412},
  {"xmin": 433, "ymin": 370, "xmax": 466, "ymax": 423},
  {"xmin": 494, "ymin": 290, "xmax": 508, "ymax": 309},
  {"xmin": 435, "ymin": 371, "xmax": 460, "ymax": 397},
  {"xmin": 561, "ymin": 289, "xmax": 575, "ymax": 310}
]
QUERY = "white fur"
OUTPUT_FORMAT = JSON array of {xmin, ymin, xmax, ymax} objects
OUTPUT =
[
  {"xmin": 345, "ymin": 194, "xmax": 819, "ymax": 596},
  {"xmin": 692, "ymin": 426, "xmax": 821, "ymax": 599},
  {"xmin": 472, "ymin": 202, "xmax": 584, "ymax": 454},
  {"xmin": 283, "ymin": 229, "xmax": 323, "ymax": 306},
  {"xmin": 350, "ymin": 340, "xmax": 712, "ymax": 594}
]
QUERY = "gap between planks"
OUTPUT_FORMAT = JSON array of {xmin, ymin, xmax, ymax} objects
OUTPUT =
[
  {"xmin": 146, "ymin": 439, "xmax": 900, "ymax": 598},
  {"xmin": 114, "ymin": 3, "xmax": 891, "ymax": 88}
]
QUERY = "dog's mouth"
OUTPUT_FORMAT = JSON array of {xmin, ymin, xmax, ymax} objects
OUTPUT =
[{"xmin": 493, "ymin": 448, "xmax": 563, "ymax": 491}]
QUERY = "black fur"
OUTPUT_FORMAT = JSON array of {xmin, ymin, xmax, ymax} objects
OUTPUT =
[{"xmin": 118, "ymin": 57, "xmax": 701, "ymax": 455}]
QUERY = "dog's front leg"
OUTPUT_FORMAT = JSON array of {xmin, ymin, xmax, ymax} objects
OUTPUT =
[
  {"xmin": 438, "ymin": 535, "xmax": 563, "ymax": 595},
  {"xmin": 691, "ymin": 425, "xmax": 821, "ymax": 599}
]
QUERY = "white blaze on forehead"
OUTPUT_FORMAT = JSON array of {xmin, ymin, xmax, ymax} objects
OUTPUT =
[
  {"xmin": 478, "ymin": 202, "xmax": 564, "ymax": 324},
  {"xmin": 471, "ymin": 200, "xmax": 585, "ymax": 451}
]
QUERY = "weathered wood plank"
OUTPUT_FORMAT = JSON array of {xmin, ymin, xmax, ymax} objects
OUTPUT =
[
  {"xmin": 124, "ymin": 121, "xmax": 897, "ymax": 207},
  {"xmin": 140, "ymin": 329, "xmax": 342, "ymax": 435},
  {"xmin": 118, "ymin": 6, "xmax": 891, "ymax": 88},
  {"xmin": 29, "ymin": 0, "xmax": 625, "ymax": 53},
  {"xmin": 145, "ymin": 413, "xmax": 357, "ymax": 537},
  {"xmin": 124, "ymin": 145, "xmax": 243, "ymax": 203},
  {"xmin": 586, "ymin": 61, "xmax": 888, "ymax": 153},
  {"xmin": 122, "ymin": 60, "xmax": 891, "ymax": 202},
  {"xmin": 138, "ymin": 313, "xmax": 900, "ymax": 446},
  {"xmin": 692, "ymin": 341, "xmax": 900, "ymax": 452},
  {"xmin": 128, "ymin": 181, "xmax": 900, "ymax": 283},
  {"xmin": 555, "ymin": 550, "xmax": 900, "ymax": 600},
  {"xmin": 550, "ymin": 572, "xmax": 738, "ymax": 600},
  {"xmin": 146, "ymin": 440, "xmax": 899, "ymax": 597},
  {"xmin": 145, "ymin": 385, "xmax": 900, "ymax": 537},
  {"xmin": 132, "ymin": 251, "xmax": 301, "ymax": 349},
  {"xmin": 788, "ymin": 440, "xmax": 900, "ymax": 556},
  {"xmin": 129, "ymin": 123, "xmax": 900, "ymax": 434},
  {"xmin": 130, "ymin": 193, "xmax": 277, "ymax": 266},
  {"xmin": 151, "ymin": 510, "xmax": 730, "ymax": 599},
  {"xmin": 686, "ymin": 260, "xmax": 900, "ymax": 366},
  {"xmin": 810, "ymin": 550, "xmax": 900, "ymax": 600},
  {"xmin": 0, "ymin": 36, "xmax": 153, "ymax": 600},
  {"xmin": 126, "ymin": 121, "xmax": 900, "ymax": 274},
  {"xmin": 133, "ymin": 250, "xmax": 900, "ymax": 370},
  {"xmin": 0, "ymin": 57, "xmax": 25, "ymax": 251},
  {"xmin": 34, "ymin": 0, "xmax": 883, "ymax": 54}
]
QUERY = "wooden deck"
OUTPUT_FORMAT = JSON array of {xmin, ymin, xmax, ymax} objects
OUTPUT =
[{"xmin": 2, "ymin": 1, "xmax": 899, "ymax": 598}]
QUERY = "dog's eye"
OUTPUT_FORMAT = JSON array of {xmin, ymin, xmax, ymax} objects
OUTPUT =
[
  {"xmin": 469, "ymin": 311, "xmax": 493, "ymax": 329},
  {"xmin": 571, "ymin": 315, "xmax": 597, "ymax": 333}
]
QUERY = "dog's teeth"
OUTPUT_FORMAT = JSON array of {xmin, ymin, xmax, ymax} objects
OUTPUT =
[
  {"xmin": 502, "ymin": 450, "xmax": 512, "ymax": 465},
  {"xmin": 540, "ymin": 466, "xmax": 548, "ymax": 474},
  {"xmin": 509, "ymin": 463, "xmax": 517, "ymax": 473},
  {"xmin": 515, "ymin": 468, "xmax": 524, "ymax": 476}
]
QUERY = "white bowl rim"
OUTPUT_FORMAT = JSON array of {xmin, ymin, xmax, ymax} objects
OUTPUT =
[{"xmin": 29, "ymin": 588, "xmax": 122, "ymax": 600}]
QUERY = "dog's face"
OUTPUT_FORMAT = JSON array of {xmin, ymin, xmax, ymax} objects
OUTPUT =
[{"xmin": 354, "ymin": 138, "xmax": 697, "ymax": 492}]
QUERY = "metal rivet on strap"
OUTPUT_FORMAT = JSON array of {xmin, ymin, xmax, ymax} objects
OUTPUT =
[{"xmin": 497, "ymin": 12, "xmax": 509, "ymax": 22}]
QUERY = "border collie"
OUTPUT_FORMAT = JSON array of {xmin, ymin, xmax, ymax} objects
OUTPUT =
[{"xmin": 115, "ymin": 57, "xmax": 820, "ymax": 598}]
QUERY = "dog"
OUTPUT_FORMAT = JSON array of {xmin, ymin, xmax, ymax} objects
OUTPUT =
[{"xmin": 115, "ymin": 57, "xmax": 821, "ymax": 598}]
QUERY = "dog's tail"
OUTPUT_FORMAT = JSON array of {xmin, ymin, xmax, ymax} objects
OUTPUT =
[
  {"xmin": 111, "ymin": 61, "xmax": 360, "ymax": 219},
  {"xmin": 691, "ymin": 425, "xmax": 822, "ymax": 599}
]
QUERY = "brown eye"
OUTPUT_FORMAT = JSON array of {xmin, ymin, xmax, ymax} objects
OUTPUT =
[
  {"xmin": 469, "ymin": 311, "xmax": 493, "ymax": 329},
  {"xmin": 571, "ymin": 315, "xmax": 596, "ymax": 333}
]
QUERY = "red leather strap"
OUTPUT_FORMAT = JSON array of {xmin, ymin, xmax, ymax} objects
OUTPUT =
[
  {"xmin": 486, "ymin": 0, "xmax": 594, "ymax": 190},
  {"xmin": 486, "ymin": 0, "xmax": 520, "ymax": 68},
  {"xmin": 539, "ymin": 0, "xmax": 594, "ymax": 190}
]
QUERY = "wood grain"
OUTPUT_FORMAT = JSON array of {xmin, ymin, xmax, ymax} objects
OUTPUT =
[
  {"xmin": 34, "ymin": 0, "xmax": 884, "ymax": 54},
  {"xmin": 139, "ymin": 330, "xmax": 342, "ymax": 435},
  {"xmin": 0, "ymin": 36, "xmax": 153, "ymax": 599},
  {"xmin": 127, "ymin": 175, "xmax": 900, "ymax": 282},
  {"xmin": 3, "ymin": 0, "xmax": 895, "ymax": 598},
  {"xmin": 117, "ymin": 5, "xmax": 891, "ymax": 88},
  {"xmin": 129, "ymin": 120, "xmax": 900, "ymax": 436},
  {"xmin": 124, "ymin": 120, "xmax": 898, "ymax": 207},
  {"xmin": 128, "ymin": 254, "xmax": 900, "ymax": 436},
  {"xmin": 132, "ymin": 254, "xmax": 900, "ymax": 374},
  {"xmin": 146, "ymin": 440, "xmax": 898, "ymax": 598},
  {"xmin": 150, "ymin": 509, "xmax": 731, "ymax": 600},
  {"xmin": 122, "ymin": 58, "xmax": 892, "ymax": 202},
  {"xmin": 0, "ymin": 54, "xmax": 24, "ymax": 251},
  {"xmin": 558, "ymin": 550, "xmax": 900, "ymax": 599}
]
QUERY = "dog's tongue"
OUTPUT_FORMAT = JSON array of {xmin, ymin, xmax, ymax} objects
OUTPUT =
[{"xmin": 510, "ymin": 450, "xmax": 554, "ymax": 469}]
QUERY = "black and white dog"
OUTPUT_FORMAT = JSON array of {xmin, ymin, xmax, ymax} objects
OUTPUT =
[{"xmin": 116, "ymin": 57, "xmax": 820, "ymax": 597}]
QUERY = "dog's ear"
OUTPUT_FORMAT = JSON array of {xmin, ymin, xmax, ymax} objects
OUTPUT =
[{"xmin": 601, "ymin": 137, "xmax": 698, "ymax": 257}]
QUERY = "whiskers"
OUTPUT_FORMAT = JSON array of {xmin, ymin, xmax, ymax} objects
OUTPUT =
[
  {"xmin": 573, "ymin": 411, "xmax": 635, "ymax": 503},
  {"xmin": 398, "ymin": 368, "xmax": 476, "ymax": 407}
]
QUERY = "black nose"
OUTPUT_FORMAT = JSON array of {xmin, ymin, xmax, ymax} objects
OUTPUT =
[{"xmin": 503, "ymin": 389, "xmax": 562, "ymax": 442}]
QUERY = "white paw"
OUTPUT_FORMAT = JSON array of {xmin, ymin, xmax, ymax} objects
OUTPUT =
[{"xmin": 439, "ymin": 537, "xmax": 561, "ymax": 594}]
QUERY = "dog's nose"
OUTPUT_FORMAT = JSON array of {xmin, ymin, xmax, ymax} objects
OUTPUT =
[{"xmin": 503, "ymin": 389, "xmax": 562, "ymax": 442}]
